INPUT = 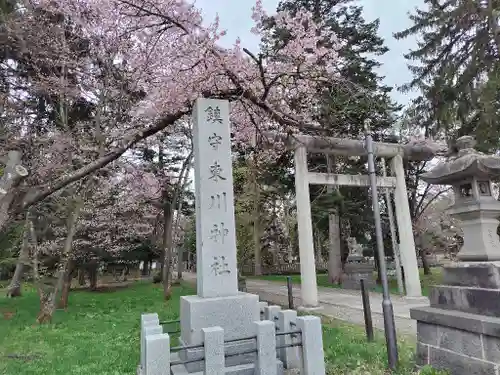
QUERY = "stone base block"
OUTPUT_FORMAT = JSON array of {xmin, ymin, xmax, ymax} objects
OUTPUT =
[
  {"xmin": 180, "ymin": 293, "xmax": 260, "ymax": 345},
  {"xmin": 411, "ymin": 305, "xmax": 500, "ymax": 375},
  {"xmin": 171, "ymin": 359, "xmax": 284, "ymax": 375},
  {"xmin": 442, "ymin": 262, "xmax": 500, "ymax": 289},
  {"xmin": 346, "ymin": 255, "xmax": 364, "ymax": 263},
  {"xmin": 341, "ymin": 263, "xmax": 375, "ymax": 290},
  {"xmin": 178, "ymin": 337, "xmax": 257, "ymax": 372},
  {"xmin": 429, "ymin": 284, "xmax": 500, "ymax": 317}
]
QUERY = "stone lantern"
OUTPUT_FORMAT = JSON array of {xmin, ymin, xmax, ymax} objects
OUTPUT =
[
  {"xmin": 420, "ymin": 136, "xmax": 500, "ymax": 261},
  {"xmin": 410, "ymin": 136, "xmax": 500, "ymax": 375},
  {"xmin": 342, "ymin": 237, "xmax": 375, "ymax": 290}
]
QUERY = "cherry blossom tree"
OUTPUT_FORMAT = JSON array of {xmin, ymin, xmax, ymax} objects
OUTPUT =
[
  {"xmin": 0, "ymin": 0, "xmax": 345, "ymax": 234},
  {"xmin": 17, "ymin": 164, "xmax": 159, "ymax": 321},
  {"xmin": 0, "ymin": 0, "xmax": 449, "ymax": 315},
  {"xmin": 414, "ymin": 193, "xmax": 462, "ymax": 264},
  {"xmin": 122, "ymin": 119, "xmax": 193, "ymax": 299}
]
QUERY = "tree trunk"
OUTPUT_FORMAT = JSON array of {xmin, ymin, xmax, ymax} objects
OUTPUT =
[
  {"xmin": 58, "ymin": 260, "xmax": 75, "ymax": 309},
  {"xmin": 121, "ymin": 266, "xmax": 128, "ymax": 282},
  {"xmin": 27, "ymin": 216, "xmax": 56, "ymax": 323},
  {"xmin": 326, "ymin": 155, "xmax": 343, "ymax": 284},
  {"xmin": 327, "ymin": 212, "xmax": 342, "ymax": 284},
  {"xmin": 37, "ymin": 285, "xmax": 56, "ymax": 324},
  {"xmin": 0, "ymin": 151, "xmax": 28, "ymax": 235},
  {"xmin": 88, "ymin": 261, "xmax": 98, "ymax": 290},
  {"xmin": 6, "ymin": 212, "xmax": 31, "ymax": 297},
  {"xmin": 421, "ymin": 250, "xmax": 431, "ymax": 275},
  {"xmin": 250, "ymin": 149, "xmax": 262, "ymax": 276},
  {"xmin": 158, "ymin": 249, "xmax": 165, "ymax": 282},
  {"xmin": 39, "ymin": 195, "xmax": 82, "ymax": 322},
  {"xmin": 174, "ymin": 156, "xmax": 192, "ymax": 281},
  {"xmin": 162, "ymin": 204, "xmax": 174, "ymax": 300},
  {"xmin": 177, "ymin": 247, "xmax": 183, "ymax": 280},
  {"xmin": 78, "ymin": 268, "xmax": 85, "ymax": 285},
  {"xmin": 160, "ymin": 147, "xmax": 192, "ymax": 297},
  {"xmin": 314, "ymin": 233, "xmax": 322, "ymax": 263},
  {"xmin": 142, "ymin": 260, "xmax": 149, "ymax": 276}
]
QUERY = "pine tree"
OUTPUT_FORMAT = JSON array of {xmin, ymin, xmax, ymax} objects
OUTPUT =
[
  {"xmin": 277, "ymin": 0, "xmax": 400, "ymax": 137},
  {"xmin": 394, "ymin": 0, "xmax": 500, "ymax": 151},
  {"xmin": 260, "ymin": 0, "xmax": 401, "ymax": 283}
]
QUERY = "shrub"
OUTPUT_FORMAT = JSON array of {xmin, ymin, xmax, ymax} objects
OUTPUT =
[{"xmin": 152, "ymin": 273, "xmax": 162, "ymax": 283}]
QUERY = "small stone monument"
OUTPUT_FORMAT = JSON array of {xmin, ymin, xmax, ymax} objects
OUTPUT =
[
  {"xmin": 342, "ymin": 237, "xmax": 375, "ymax": 290},
  {"xmin": 411, "ymin": 136, "xmax": 500, "ymax": 374},
  {"xmin": 346, "ymin": 237, "xmax": 364, "ymax": 263}
]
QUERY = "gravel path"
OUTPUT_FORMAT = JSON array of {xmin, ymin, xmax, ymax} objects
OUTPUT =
[{"xmin": 181, "ymin": 273, "xmax": 429, "ymax": 336}]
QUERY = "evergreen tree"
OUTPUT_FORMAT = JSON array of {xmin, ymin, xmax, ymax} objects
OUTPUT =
[
  {"xmin": 277, "ymin": 0, "xmax": 400, "ymax": 137},
  {"xmin": 255, "ymin": 0, "xmax": 401, "ymax": 282},
  {"xmin": 394, "ymin": 0, "xmax": 500, "ymax": 151}
]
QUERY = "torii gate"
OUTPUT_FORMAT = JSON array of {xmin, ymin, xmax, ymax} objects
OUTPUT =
[{"xmin": 263, "ymin": 132, "xmax": 442, "ymax": 308}]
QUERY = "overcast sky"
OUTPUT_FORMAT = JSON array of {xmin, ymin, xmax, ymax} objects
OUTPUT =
[{"xmin": 194, "ymin": 0, "xmax": 422, "ymax": 107}]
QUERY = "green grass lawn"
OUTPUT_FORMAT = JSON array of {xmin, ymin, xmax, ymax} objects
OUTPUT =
[
  {"xmin": 0, "ymin": 282, "xmax": 444, "ymax": 375},
  {"xmin": 251, "ymin": 267, "xmax": 444, "ymax": 297}
]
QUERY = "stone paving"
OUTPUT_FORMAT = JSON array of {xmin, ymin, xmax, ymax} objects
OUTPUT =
[{"xmin": 182, "ymin": 272, "xmax": 429, "ymax": 336}]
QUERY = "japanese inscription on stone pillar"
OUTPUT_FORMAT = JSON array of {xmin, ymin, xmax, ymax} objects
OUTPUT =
[{"xmin": 193, "ymin": 98, "xmax": 238, "ymax": 298}]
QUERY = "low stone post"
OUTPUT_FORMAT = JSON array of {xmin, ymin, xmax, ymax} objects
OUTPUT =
[
  {"xmin": 277, "ymin": 310, "xmax": 300, "ymax": 369},
  {"xmin": 144, "ymin": 333, "xmax": 170, "ymax": 375},
  {"xmin": 297, "ymin": 316, "xmax": 326, "ymax": 375},
  {"xmin": 255, "ymin": 321, "xmax": 277, "ymax": 375},
  {"xmin": 258, "ymin": 302, "xmax": 269, "ymax": 321},
  {"xmin": 264, "ymin": 305, "xmax": 281, "ymax": 322},
  {"xmin": 140, "ymin": 313, "xmax": 160, "ymax": 370},
  {"xmin": 203, "ymin": 327, "xmax": 225, "ymax": 375}
]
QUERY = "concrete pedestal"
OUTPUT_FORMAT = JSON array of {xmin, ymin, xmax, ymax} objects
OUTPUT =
[
  {"xmin": 180, "ymin": 293, "xmax": 260, "ymax": 345},
  {"xmin": 172, "ymin": 292, "xmax": 265, "ymax": 374},
  {"xmin": 341, "ymin": 263, "xmax": 375, "ymax": 290},
  {"xmin": 411, "ymin": 262, "xmax": 500, "ymax": 375}
]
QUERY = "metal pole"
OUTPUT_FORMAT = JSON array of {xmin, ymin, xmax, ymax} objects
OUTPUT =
[
  {"xmin": 381, "ymin": 158, "xmax": 404, "ymax": 295},
  {"xmin": 286, "ymin": 276, "xmax": 294, "ymax": 310},
  {"xmin": 360, "ymin": 279, "xmax": 374, "ymax": 342},
  {"xmin": 364, "ymin": 122, "xmax": 399, "ymax": 370}
]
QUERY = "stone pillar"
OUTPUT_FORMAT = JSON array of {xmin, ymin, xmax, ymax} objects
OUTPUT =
[
  {"xmin": 264, "ymin": 305, "xmax": 281, "ymax": 322},
  {"xmin": 144, "ymin": 333, "xmax": 170, "ymax": 375},
  {"xmin": 140, "ymin": 313, "xmax": 160, "ymax": 370},
  {"xmin": 255, "ymin": 321, "xmax": 277, "ymax": 375},
  {"xmin": 202, "ymin": 327, "xmax": 224, "ymax": 375},
  {"xmin": 297, "ymin": 316, "xmax": 326, "ymax": 375},
  {"xmin": 381, "ymin": 158, "xmax": 404, "ymax": 295},
  {"xmin": 193, "ymin": 99, "xmax": 238, "ymax": 297},
  {"xmin": 277, "ymin": 310, "xmax": 300, "ymax": 369},
  {"xmin": 180, "ymin": 98, "xmax": 259, "ymax": 346},
  {"xmin": 293, "ymin": 145, "xmax": 319, "ymax": 308},
  {"xmin": 258, "ymin": 302, "xmax": 268, "ymax": 320},
  {"xmin": 390, "ymin": 155, "xmax": 422, "ymax": 298}
]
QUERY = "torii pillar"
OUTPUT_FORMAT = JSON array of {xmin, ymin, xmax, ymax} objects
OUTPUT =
[
  {"xmin": 294, "ymin": 145, "xmax": 319, "ymax": 308},
  {"xmin": 391, "ymin": 154, "xmax": 422, "ymax": 299}
]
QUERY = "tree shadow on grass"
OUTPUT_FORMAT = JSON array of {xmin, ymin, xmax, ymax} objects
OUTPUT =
[{"xmin": 70, "ymin": 284, "xmax": 135, "ymax": 293}]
